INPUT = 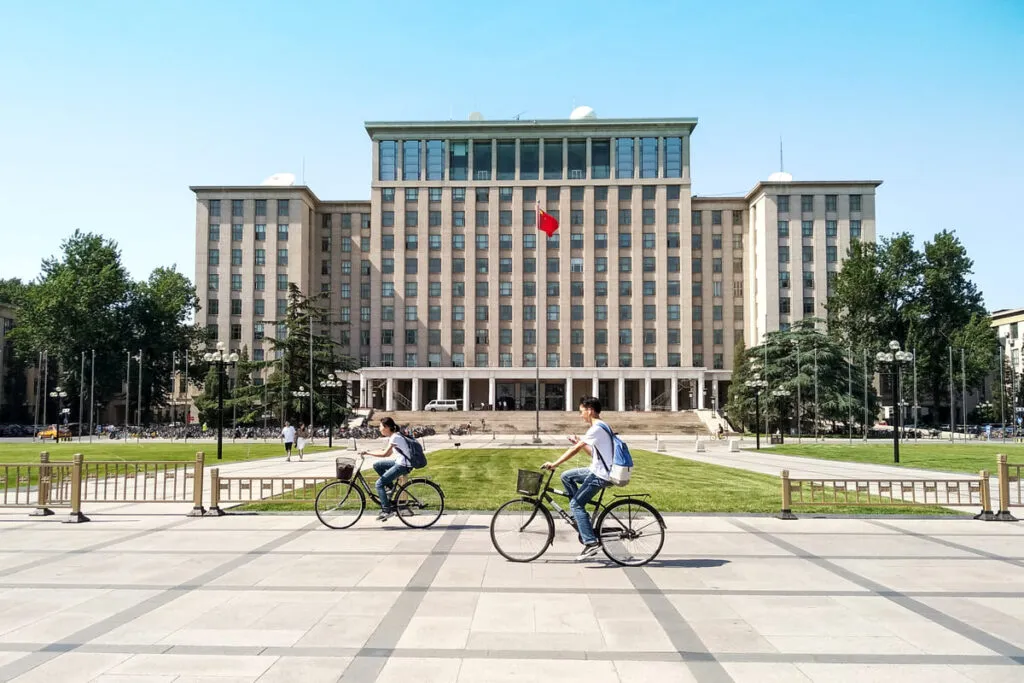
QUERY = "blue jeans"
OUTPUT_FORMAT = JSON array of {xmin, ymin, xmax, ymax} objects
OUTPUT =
[
  {"xmin": 561, "ymin": 467, "xmax": 611, "ymax": 545},
  {"xmin": 373, "ymin": 459, "xmax": 412, "ymax": 513}
]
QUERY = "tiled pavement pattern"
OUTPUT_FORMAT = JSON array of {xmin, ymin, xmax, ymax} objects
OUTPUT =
[{"xmin": 0, "ymin": 507, "xmax": 1023, "ymax": 682}]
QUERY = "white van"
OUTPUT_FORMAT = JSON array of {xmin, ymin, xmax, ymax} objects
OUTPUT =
[{"xmin": 424, "ymin": 399, "xmax": 461, "ymax": 412}]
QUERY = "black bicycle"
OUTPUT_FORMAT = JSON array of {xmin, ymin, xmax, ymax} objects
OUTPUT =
[
  {"xmin": 315, "ymin": 455, "xmax": 445, "ymax": 529},
  {"xmin": 490, "ymin": 467, "xmax": 666, "ymax": 566}
]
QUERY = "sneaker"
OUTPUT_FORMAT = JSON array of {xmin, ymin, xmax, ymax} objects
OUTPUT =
[
  {"xmin": 376, "ymin": 511, "xmax": 394, "ymax": 522},
  {"xmin": 576, "ymin": 542, "xmax": 600, "ymax": 561},
  {"xmin": 286, "ymin": 456, "xmax": 291, "ymax": 462}
]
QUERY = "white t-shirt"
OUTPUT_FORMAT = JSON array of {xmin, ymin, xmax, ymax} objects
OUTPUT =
[
  {"xmin": 580, "ymin": 420, "xmax": 615, "ymax": 482},
  {"xmin": 281, "ymin": 425, "xmax": 296, "ymax": 443},
  {"xmin": 388, "ymin": 433, "xmax": 411, "ymax": 468}
]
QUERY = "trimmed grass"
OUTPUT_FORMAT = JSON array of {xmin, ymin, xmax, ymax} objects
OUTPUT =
[
  {"xmin": 239, "ymin": 448, "xmax": 960, "ymax": 515},
  {"xmin": 766, "ymin": 443, "xmax": 1022, "ymax": 474},
  {"xmin": 0, "ymin": 442, "xmax": 334, "ymax": 465}
]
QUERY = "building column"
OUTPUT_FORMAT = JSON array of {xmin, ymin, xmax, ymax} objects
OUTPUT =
[
  {"xmin": 359, "ymin": 380, "xmax": 368, "ymax": 409},
  {"xmin": 643, "ymin": 374, "xmax": 652, "ymax": 411},
  {"xmin": 437, "ymin": 377, "xmax": 446, "ymax": 401},
  {"xmin": 712, "ymin": 379, "xmax": 720, "ymax": 413},
  {"xmin": 463, "ymin": 376, "xmax": 470, "ymax": 411},
  {"xmin": 591, "ymin": 376, "xmax": 599, "ymax": 399},
  {"xmin": 617, "ymin": 376, "xmax": 626, "ymax": 412},
  {"xmin": 411, "ymin": 378, "xmax": 421, "ymax": 411},
  {"xmin": 488, "ymin": 375, "xmax": 496, "ymax": 409},
  {"xmin": 565, "ymin": 376, "xmax": 573, "ymax": 411},
  {"xmin": 697, "ymin": 373, "xmax": 706, "ymax": 410},
  {"xmin": 670, "ymin": 375, "xmax": 679, "ymax": 412},
  {"xmin": 385, "ymin": 378, "xmax": 395, "ymax": 412},
  {"xmin": 346, "ymin": 381, "xmax": 354, "ymax": 409}
]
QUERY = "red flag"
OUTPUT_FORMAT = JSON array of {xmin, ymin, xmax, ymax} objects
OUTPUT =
[{"xmin": 537, "ymin": 202, "xmax": 559, "ymax": 238}]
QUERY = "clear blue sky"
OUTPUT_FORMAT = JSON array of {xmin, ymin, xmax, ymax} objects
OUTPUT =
[{"xmin": 1, "ymin": 0, "xmax": 1021, "ymax": 309}]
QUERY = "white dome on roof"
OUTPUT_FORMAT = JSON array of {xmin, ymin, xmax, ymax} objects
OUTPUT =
[
  {"xmin": 569, "ymin": 105, "xmax": 596, "ymax": 120},
  {"xmin": 767, "ymin": 171, "xmax": 793, "ymax": 182},
  {"xmin": 468, "ymin": 111, "xmax": 484, "ymax": 121},
  {"xmin": 261, "ymin": 173, "xmax": 296, "ymax": 186}
]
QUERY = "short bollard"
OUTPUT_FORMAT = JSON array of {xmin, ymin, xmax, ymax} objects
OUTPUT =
[
  {"xmin": 779, "ymin": 470, "xmax": 797, "ymax": 520},
  {"xmin": 695, "ymin": 438, "xmax": 706, "ymax": 453},
  {"xmin": 64, "ymin": 453, "xmax": 90, "ymax": 524},
  {"xmin": 188, "ymin": 451, "xmax": 206, "ymax": 517},
  {"xmin": 995, "ymin": 454, "xmax": 1018, "ymax": 522},
  {"xmin": 729, "ymin": 439, "xmax": 740, "ymax": 453},
  {"xmin": 31, "ymin": 451, "xmax": 55, "ymax": 517},
  {"xmin": 206, "ymin": 467, "xmax": 225, "ymax": 516}
]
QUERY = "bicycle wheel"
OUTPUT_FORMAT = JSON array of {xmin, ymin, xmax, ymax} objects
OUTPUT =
[
  {"xmin": 315, "ymin": 481, "xmax": 366, "ymax": 529},
  {"xmin": 490, "ymin": 498, "xmax": 554, "ymax": 562},
  {"xmin": 394, "ymin": 478, "xmax": 445, "ymax": 529},
  {"xmin": 596, "ymin": 498, "xmax": 665, "ymax": 566}
]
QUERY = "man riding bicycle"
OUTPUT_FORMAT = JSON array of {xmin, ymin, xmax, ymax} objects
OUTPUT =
[
  {"xmin": 542, "ymin": 396, "xmax": 615, "ymax": 560},
  {"xmin": 359, "ymin": 416, "xmax": 411, "ymax": 522}
]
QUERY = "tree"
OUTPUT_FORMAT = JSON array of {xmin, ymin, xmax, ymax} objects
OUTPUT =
[
  {"xmin": 262, "ymin": 284, "xmax": 358, "ymax": 429},
  {"xmin": 726, "ymin": 320, "xmax": 878, "ymax": 434},
  {"xmin": 827, "ymin": 230, "xmax": 993, "ymax": 423},
  {"xmin": 6, "ymin": 231, "xmax": 201, "ymax": 424}
]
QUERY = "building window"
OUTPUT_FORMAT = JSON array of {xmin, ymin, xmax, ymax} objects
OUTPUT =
[
  {"xmin": 591, "ymin": 139, "xmax": 611, "ymax": 179},
  {"xmin": 615, "ymin": 138, "xmax": 634, "ymax": 178},
  {"xmin": 405, "ymin": 212, "xmax": 418, "ymax": 228},
  {"xmin": 476, "ymin": 211, "xmax": 488, "ymax": 228},
  {"xmin": 803, "ymin": 271, "xmax": 814, "ymax": 289},
  {"xmin": 477, "ymin": 258, "xmax": 489, "ymax": 274},
  {"xmin": 826, "ymin": 195, "xmax": 837, "ymax": 212},
  {"xmin": 803, "ymin": 298, "xmax": 815, "ymax": 315},
  {"xmin": 276, "ymin": 274, "xmax": 288, "ymax": 291},
  {"xmin": 208, "ymin": 249, "xmax": 220, "ymax": 266},
  {"xmin": 779, "ymin": 246, "xmax": 790, "ymax": 263},
  {"xmin": 826, "ymin": 220, "xmax": 838, "ymax": 237},
  {"xmin": 277, "ymin": 248, "xmax": 288, "ymax": 265},
  {"xmin": 209, "ymin": 199, "xmax": 221, "ymax": 217},
  {"xmin": 277, "ymin": 224, "xmax": 288, "ymax": 241},
  {"xmin": 642, "ymin": 209, "xmax": 655, "ymax": 226},
  {"xmin": 850, "ymin": 194, "xmax": 862, "ymax": 212},
  {"xmin": 802, "ymin": 246, "xmax": 814, "ymax": 263},
  {"xmin": 802, "ymin": 220, "xmax": 813, "ymax": 237},
  {"xmin": 639, "ymin": 137, "xmax": 658, "ymax": 178},
  {"xmin": 779, "ymin": 271, "xmax": 790, "ymax": 289},
  {"xmin": 231, "ymin": 199, "xmax": 243, "ymax": 217},
  {"xmin": 778, "ymin": 220, "xmax": 789, "ymax": 237},
  {"xmin": 568, "ymin": 140, "xmax": 586, "ymax": 179},
  {"xmin": 777, "ymin": 195, "xmax": 789, "ymax": 213},
  {"xmin": 851, "ymin": 220, "xmax": 862, "ymax": 239},
  {"xmin": 664, "ymin": 137, "xmax": 682, "ymax": 178},
  {"xmin": 801, "ymin": 195, "xmax": 814, "ymax": 213},
  {"xmin": 827, "ymin": 245, "xmax": 838, "ymax": 263},
  {"xmin": 379, "ymin": 141, "xmax": 398, "ymax": 180},
  {"xmin": 544, "ymin": 140, "xmax": 563, "ymax": 179}
]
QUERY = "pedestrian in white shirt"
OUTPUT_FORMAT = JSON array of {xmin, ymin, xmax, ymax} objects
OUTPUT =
[{"xmin": 281, "ymin": 422, "xmax": 296, "ymax": 462}]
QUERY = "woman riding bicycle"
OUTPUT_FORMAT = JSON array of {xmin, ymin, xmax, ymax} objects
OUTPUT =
[
  {"xmin": 541, "ymin": 396, "xmax": 615, "ymax": 561},
  {"xmin": 359, "ymin": 416, "xmax": 412, "ymax": 522}
]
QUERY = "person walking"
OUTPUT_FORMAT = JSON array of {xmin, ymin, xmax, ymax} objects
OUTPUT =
[
  {"xmin": 281, "ymin": 421, "xmax": 296, "ymax": 462},
  {"xmin": 296, "ymin": 423, "xmax": 309, "ymax": 460}
]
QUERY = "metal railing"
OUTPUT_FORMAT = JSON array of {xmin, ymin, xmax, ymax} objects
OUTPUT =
[
  {"xmin": 779, "ymin": 468, "xmax": 993, "ymax": 520},
  {"xmin": 0, "ymin": 452, "xmax": 72, "ymax": 514},
  {"xmin": 207, "ymin": 467, "xmax": 334, "ymax": 516},
  {"xmin": 997, "ymin": 454, "xmax": 1019, "ymax": 520}
]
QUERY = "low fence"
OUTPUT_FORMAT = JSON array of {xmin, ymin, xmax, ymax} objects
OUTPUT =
[
  {"xmin": 780, "ymin": 453, "xmax": 1020, "ymax": 521},
  {"xmin": 206, "ymin": 468, "xmax": 334, "ymax": 515}
]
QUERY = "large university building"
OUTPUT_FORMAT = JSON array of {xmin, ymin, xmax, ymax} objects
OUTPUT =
[{"xmin": 192, "ymin": 111, "xmax": 880, "ymax": 413}]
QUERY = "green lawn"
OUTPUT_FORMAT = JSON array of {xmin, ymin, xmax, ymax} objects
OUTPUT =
[
  {"xmin": 766, "ymin": 442, "xmax": 1021, "ymax": 474},
  {"xmin": 240, "ymin": 448, "xmax": 961, "ymax": 515},
  {"xmin": 0, "ymin": 442, "xmax": 334, "ymax": 465}
]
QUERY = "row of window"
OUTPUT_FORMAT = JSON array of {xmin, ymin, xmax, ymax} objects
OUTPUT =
[
  {"xmin": 377, "ymin": 231, "xmax": 741, "ymax": 251},
  {"xmin": 208, "ymin": 199, "xmax": 290, "ymax": 219},
  {"xmin": 384, "ymin": 207, "xmax": 687, "ymax": 229},
  {"xmin": 379, "ymin": 137, "xmax": 685, "ymax": 182},
  {"xmin": 777, "ymin": 194, "xmax": 862, "ymax": 213},
  {"xmin": 779, "ymin": 271, "xmax": 838, "ymax": 290},
  {"xmin": 370, "ymin": 326, "xmax": 731, "ymax": 347},
  {"xmin": 384, "ymin": 185, "xmax": 686, "ymax": 204},
  {"xmin": 209, "ymin": 224, "xmax": 289, "ymax": 242},
  {"xmin": 209, "ymin": 248, "xmax": 291, "ymax": 267},
  {"xmin": 779, "ymin": 298, "xmax": 818, "ymax": 315},
  {"xmin": 778, "ymin": 246, "xmax": 840, "ymax": 264},
  {"xmin": 778, "ymin": 220, "xmax": 863, "ymax": 239}
]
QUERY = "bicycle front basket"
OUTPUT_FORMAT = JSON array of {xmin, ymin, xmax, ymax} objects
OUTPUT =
[
  {"xmin": 335, "ymin": 457, "xmax": 357, "ymax": 482},
  {"xmin": 516, "ymin": 469, "xmax": 544, "ymax": 496}
]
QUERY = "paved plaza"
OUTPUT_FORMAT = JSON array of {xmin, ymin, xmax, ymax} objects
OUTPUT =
[{"xmin": 0, "ymin": 493, "xmax": 1023, "ymax": 682}]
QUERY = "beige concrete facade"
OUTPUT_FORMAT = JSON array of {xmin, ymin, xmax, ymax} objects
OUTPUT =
[{"xmin": 192, "ymin": 115, "xmax": 880, "ymax": 412}]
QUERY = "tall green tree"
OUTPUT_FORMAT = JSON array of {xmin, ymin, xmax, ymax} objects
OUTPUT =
[
  {"xmin": 262, "ymin": 284, "xmax": 358, "ymax": 429},
  {"xmin": 726, "ymin": 320, "xmax": 877, "ymax": 434},
  {"xmin": 827, "ymin": 229, "xmax": 993, "ymax": 422}
]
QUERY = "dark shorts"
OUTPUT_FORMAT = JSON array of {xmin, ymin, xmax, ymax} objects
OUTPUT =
[{"xmin": 284, "ymin": 441, "xmax": 293, "ymax": 452}]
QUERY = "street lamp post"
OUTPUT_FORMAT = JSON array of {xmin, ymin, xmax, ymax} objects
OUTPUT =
[
  {"xmin": 203, "ymin": 342, "xmax": 239, "ymax": 461},
  {"xmin": 292, "ymin": 385, "xmax": 311, "ymax": 432},
  {"xmin": 320, "ymin": 373, "xmax": 343, "ymax": 448},
  {"xmin": 49, "ymin": 386, "xmax": 68, "ymax": 443},
  {"xmin": 745, "ymin": 373, "xmax": 768, "ymax": 449},
  {"xmin": 772, "ymin": 387, "xmax": 791, "ymax": 440},
  {"xmin": 876, "ymin": 340, "xmax": 914, "ymax": 464}
]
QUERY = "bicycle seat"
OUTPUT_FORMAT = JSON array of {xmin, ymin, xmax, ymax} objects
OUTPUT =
[{"xmin": 612, "ymin": 491, "xmax": 650, "ymax": 498}]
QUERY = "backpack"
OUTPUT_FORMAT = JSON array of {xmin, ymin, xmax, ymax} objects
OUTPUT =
[
  {"xmin": 594, "ymin": 422, "xmax": 633, "ymax": 486},
  {"xmin": 396, "ymin": 433, "xmax": 428, "ymax": 469}
]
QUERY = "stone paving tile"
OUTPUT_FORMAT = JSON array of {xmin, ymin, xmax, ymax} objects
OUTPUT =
[
  {"xmin": 456, "ymin": 657, "xmax": 620, "ymax": 682},
  {"xmin": 375, "ymin": 656, "xmax": 462, "ymax": 683},
  {"xmin": 6, "ymin": 652, "xmax": 129, "ymax": 683},
  {"xmin": 951, "ymin": 664, "xmax": 1024, "ymax": 682},
  {"xmin": 106, "ymin": 654, "xmax": 276, "ymax": 678},
  {"xmin": 719, "ymin": 662, "xmax": 812, "ymax": 682},
  {"xmin": 251, "ymin": 656, "xmax": 350, "ymax": 683},
  {"xmin": 794, "ymin": 663, "xmax": 974, "ymax": 682},
  {"xmin": 611, "ymin": 661, "xmax": 699, "ymax": 682}
]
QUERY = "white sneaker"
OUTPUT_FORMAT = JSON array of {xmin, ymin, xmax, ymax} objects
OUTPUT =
[
  {"xmin": 576, "ymin": 543, "xmax": 600, "ymax": 561},
  {"xmin": 286, "ymin": 456, "xmax": 291, "ymax": 462}
]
